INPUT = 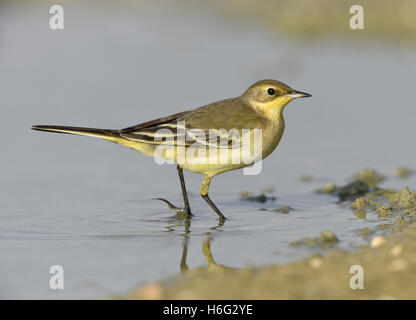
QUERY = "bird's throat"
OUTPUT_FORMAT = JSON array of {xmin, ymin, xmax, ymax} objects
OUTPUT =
[{"xmin": 257, "ymin": 97, "xmax": 292, "ymax": 123}]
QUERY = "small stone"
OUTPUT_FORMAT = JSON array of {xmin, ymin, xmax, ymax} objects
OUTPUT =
[
  {"xmin": 138, "ymin": 283, "xmax": 163, "ymax": 299},
  {"xmin": 371, "ymin": 236, "xmax": 387, "ymax": 248},
  {"xmin": 309, "ymin": 257, "xmax": 323, "ymax": 269}
]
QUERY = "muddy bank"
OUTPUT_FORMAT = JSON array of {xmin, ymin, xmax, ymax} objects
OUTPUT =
[
  {"xmin": 126, "ymin": 235, "xmax": 416, "ymax": 299},
  {"xmin": 117, "ymin": 172, "xmax": 416, "ymax": 299}
]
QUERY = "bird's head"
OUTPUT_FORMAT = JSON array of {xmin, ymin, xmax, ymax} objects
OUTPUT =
[{"xmin": 242, "ymin": 79, "xmax": 311, "ymax": 119}]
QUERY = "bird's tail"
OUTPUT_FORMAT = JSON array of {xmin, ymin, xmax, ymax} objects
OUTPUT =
[{"xmin": 31, "ymin": 125, "xmax": 121, "ymax": 142}]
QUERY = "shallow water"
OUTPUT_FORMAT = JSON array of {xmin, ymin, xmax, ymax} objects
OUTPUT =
[{"xmin": 0, "ymin": 2, "xmax": 415, "ymax": 298}]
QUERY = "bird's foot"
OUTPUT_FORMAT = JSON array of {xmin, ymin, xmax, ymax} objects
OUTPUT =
[{"xmin": 152, "ymin": 198, "xmax": 192, "ymax": 219}]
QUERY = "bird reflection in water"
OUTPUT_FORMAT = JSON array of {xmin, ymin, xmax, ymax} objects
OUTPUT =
[{"xmin": 166, "ymin": 217, "xmax": 232, "ymax": 273}]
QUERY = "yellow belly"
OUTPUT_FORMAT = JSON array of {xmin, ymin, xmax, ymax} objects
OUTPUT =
[{"xmin": 118, "ymin": 117, "xmax": 285, "ymax": 177}]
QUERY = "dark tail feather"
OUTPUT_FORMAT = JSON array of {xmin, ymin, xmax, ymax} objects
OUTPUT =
[{"xmin": 31, "ymin": 125, "xmax": 120, "ymax": 141}]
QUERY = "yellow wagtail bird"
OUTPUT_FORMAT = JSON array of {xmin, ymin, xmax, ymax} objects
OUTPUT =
[{"xmin": 32, "ymin": 79, "xmax": 311, "ymax": 221}]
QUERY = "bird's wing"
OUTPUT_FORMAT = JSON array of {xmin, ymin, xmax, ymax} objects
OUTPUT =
[
  {"xmin": 120, "ymin": 110, "xmax": 189, "ymax": 144},
  {"xmin": 120, "ymin": 98, "xmax": 265, "ymax": 149}
]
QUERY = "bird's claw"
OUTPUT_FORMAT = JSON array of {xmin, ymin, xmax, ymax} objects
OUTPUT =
[{"xmin": 152, "ymin": 197, "xmax": 192, "ymax": 218}]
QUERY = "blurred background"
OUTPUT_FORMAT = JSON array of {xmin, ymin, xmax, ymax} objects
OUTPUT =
[{"xmin": 0, "ymin": 0, "xmax": 415, "ymax": 299}]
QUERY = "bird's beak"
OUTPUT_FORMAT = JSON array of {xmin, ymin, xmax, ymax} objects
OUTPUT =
[{"xmin": 286, "ymin": 90, "xmax": 312, "ymax": 99}]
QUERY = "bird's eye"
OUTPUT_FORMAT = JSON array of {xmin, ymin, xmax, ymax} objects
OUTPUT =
[{"xmin": 267, "ymin": 88, "xmax": 276, "ymax": 96}]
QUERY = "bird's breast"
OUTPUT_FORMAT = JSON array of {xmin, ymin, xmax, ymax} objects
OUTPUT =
[{"xmin": 262, "ymin": 116, "xmax": 285, "ymax": 159}]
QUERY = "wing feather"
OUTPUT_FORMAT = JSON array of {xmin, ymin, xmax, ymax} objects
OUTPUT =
[{"xmin": 119, "ymin": 98, "xmax": 266, "ymax": 149}]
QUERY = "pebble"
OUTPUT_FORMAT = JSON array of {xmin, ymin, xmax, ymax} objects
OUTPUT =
[
  {"xmin": 139, "ymin": 283, "xmax": 163, "ymax": 299},
  {"xmin": 309, "ymin": 257, "xmax": 323, "ymax": 269},
  {"xmin": 371, "ymin": 236, "xmax": 387, "ymax": 248}
]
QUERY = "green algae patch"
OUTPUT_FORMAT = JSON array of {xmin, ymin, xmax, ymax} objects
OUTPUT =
[
  {"xmin": 350, "ymin": 198, "xmax": 374, "ymax": 219},
  {"xmin": 315, "ymin": 180, "xmax": 370, "ymax": 201},
  {"xmin": 379, "ymin": 223, "xmax": 393, "ymax": 230},
  {"xmin": 315, "ymin": 182, "xmax": 336, "ymax": 194},
  {"xmin": 378, "ymin": 206, "xmax": 393, "ymax": 218},
  {"xmin": 290, "ymin": 231, "xmax": 339, "ymax": 249},
  {"xmin": 300, "ymin": 175, "xmax": 315, "ymax": 183},
  {"xmin": 240, "ymin": 191, "xmax": 276, "ymax": 203},
  {"xmin": 345, "ymin": 186, "xmax": 416, "ymax": 232},
  {"xmin": 394, "ymin": 167, "xmax": 413, "ymax": 179},
  {"xmin": 353, "ymin": 169, "xmax": 384, "ymax": 187},
  {"xmin": 361, "ymin": 227, "xmax": 375, "ymax": 239},
  {"xmin": 351, "ymin": 198, "xmax": 378, "ymax": 212},
  {"xmin": 272, "ymin": 206, "xmax": 292, "ymax": 214},
  {"xmin": 389, "ymin": 188, "xmax": 416, "ymax": 209},
  {"xmin": 337, "ymin": 181, "xmax": 370, "ymax": 201},
  {"xmin": 353, "ymin": 210, "xmax": 367, "ymax": 219},
  {"xmin": 261, "ymin": 206, "xmax": 292, "ymax": 214},
  {"xmin": 260, "ymin": 187, "xmax": 275, "ymax": 194}
]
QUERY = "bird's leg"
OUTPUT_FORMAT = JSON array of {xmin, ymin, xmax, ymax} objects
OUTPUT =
[
  {"xmin": 180, "ymin": 219, "xmax": 191, "ymax": 273},
  {"xmin": 200, "ymin": 175, "xmax": 227, "ymax": 221},
  {"xmin": 177, "ymin": 166, "xmax": 192, "ymax": 216},
  {"xmin": 153, "ymin": 165, "xmax": 192, "ymax": 218},
  {"xmin": 202, "ymin": 237, "xmax": 218, "ymax": 269}
]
